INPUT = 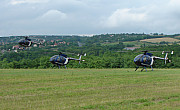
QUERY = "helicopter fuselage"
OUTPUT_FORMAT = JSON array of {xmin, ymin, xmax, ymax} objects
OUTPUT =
[
  {"xmin": 50, "ymin": 55, "xmax": 69, "ymax": 66},
  {"xmin": 18, "ymin": 39, "xmax": 32, "ymax": 47}
]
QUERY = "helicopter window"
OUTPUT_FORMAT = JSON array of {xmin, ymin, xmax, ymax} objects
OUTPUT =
[
  {"xmin": 141, "ymin": 55, "xmax": 152, "ymax": 65},
  {"xmin": 55, "ymin": 56, "xmax": 66, "ymax": 63},
  {"xmin": 59, "ymin": 56, "xmax": 66, "ymax": 63},
  {"xmin": 57, "ymin": 57, "xmax": 61, "ymax": 61},
  {"xmin": 21, "ymin": 40, "xmax": 29, "ymax": 45},
  {"xmin": 142, "ymin": 55, "xmax": 150, "ymax": 62},
  {"xmin": 143, "ymin": 56, "xmax": 147, "ymax": 62}
]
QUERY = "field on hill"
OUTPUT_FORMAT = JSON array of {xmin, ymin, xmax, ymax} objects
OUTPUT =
[
  {"xmin": 140, "ymin": 37, "xmax": 180, "ymax": 43},
  {"xmin": 175, "ymin": 36, "xmax": 180, "ymax": 38},
  {"xmin": 123, "ymin": 41, "xmax": 156, "ymax": 47},
  {"xmin": 1, "ymin": 69, "xmax": 180, "ymax": 110},
  {"xmin": 102, "ymin": 41, "xmax": 155, "ymax": 47}
]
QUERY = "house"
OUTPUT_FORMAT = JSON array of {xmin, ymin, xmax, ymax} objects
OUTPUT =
[
  {"xmin": 33, "ymin": 44, "xmax": 37, "ymax": 47},
  {"xmin": 54, "ymin": 42, "xmax": 58, "ymax": 46},
  {"xmin": 12, "ymin": 45, "xmax": 19, "ymax": 50},
  {"xmin": 14, "ymin": 50, "xmax": 18, "ymax": 53}
]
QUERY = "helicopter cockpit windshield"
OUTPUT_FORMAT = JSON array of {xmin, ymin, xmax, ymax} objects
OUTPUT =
[{"xmin": 134, "ymin": 54, "xmax": 143, "ymax": 65}]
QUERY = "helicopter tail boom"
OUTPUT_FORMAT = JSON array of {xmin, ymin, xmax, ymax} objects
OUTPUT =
[{"xmin": 69, "ymin": 53, "xmax": 86, "ymax": 63}]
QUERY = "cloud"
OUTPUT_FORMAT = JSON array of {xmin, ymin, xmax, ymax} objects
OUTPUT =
[
  {"xmin": 38, "ymin": 10, "xmax": 67, "ymax": 21},
  {"xmin": 98, "ymin": 0, "xmax": 180, "ymax": 34},
  {"xmin": 101, "ymin": 8, "xmax": 147, "ymax": 28},
  {"xmin": 169, "ymin": 0, "xmax": 180, "ymax": 5},
  {"xmin": 32, "ymin": 9, "xmax": 68, "ymax": 34},
  {"xmin": 1, "ymin": 0, "xmax": 180, "ymax": 36},
  {"xmin": 10, "ymin": 0, "xmax": 49, "ymax": 5}
]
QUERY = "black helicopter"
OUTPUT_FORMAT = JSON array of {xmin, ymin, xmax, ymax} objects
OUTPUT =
[
  {"xmin": 134, "ymin": 50, "xmax": 173, "ymax": 71},
  {"xmin": 18, "ymin": 36, "xmax": 42, "ymax": 47},
  {"xmin": 50, "ymin": 52, "xmax": 86, "ymax": 69}
]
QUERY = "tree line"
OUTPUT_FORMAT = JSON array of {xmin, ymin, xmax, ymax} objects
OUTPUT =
[{"xmin": 0, "ymin": 44, "xmax": 180, "ymax": 69}]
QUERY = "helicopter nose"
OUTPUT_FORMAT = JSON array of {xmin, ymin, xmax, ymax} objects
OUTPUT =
[
  {"xmin": 49, "ymin": 57, "xmax": 55, "ymax": 64},
  {"xmin": 19, "ymin": 40, "xmax": 26, "ymax": 46},
  {"xmin": 134, "ymin": 59, "xmax": 137, "ymax": 64},
  {"xmin": 18, "ymin": 40, "xmax": 23, "ymax": 45},
  {"xmin": 50, "ymin": 58, "xmax": 53, "ymax": 62},
  {"xmin": 134, "ymin": 58, "xmax": 141, "ymax": 66},
  {"xmin": 134, "ymin": 58, "xmax": 138, "ymax": 63}
]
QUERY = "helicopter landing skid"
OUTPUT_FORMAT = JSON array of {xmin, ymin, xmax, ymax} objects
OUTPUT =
[
  {"xmin": 141, "ymin": 66, "xmax": 147, "ymax": 72},
  {"xmin": 135, "ymin": 67, "xmax": 139, "ymax": 71}
]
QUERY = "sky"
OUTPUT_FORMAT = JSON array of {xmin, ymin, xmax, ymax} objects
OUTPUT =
[{"xmin": 0, "ymin": 0, "xmax": 180, "ymax": 36}]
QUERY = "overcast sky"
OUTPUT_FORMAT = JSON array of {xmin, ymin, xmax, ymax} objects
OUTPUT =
[{"xmin": 1, "ymin": 0, "xmax": 180, "ymax": 36}]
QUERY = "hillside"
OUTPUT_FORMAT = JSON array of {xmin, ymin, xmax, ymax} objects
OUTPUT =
[{"xmin": 0, "ymin": 33, "xmax": 180, "ymax": 69}]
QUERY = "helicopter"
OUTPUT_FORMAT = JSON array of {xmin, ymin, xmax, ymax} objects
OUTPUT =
[
  {"xmin": 18, "ymin": 36, "xmax": 42, "ymax": 47},
  {"xmin": 50, "ymin": 52, "xmax": 86, "ymax": 69},
  {"xmin": 134, "ymin": 50, "xmax": 173, "ymax": 72}
]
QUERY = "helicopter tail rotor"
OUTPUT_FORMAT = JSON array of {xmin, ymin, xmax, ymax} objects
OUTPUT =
[
  {"xmin": 78, "ymin": 53, "xmax": 86, "ymax": 64},
  {"xmin": 162, "ymin": 51, "xmax": 173, "ymax": 64}
]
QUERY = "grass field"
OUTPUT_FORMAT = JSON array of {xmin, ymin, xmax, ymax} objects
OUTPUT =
[{"xmin": 1, "ymin": 69, "xmax": 180, "ymax": 110}]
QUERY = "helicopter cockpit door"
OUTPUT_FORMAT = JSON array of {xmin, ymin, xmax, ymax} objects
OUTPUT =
[
  {"xmin": 141, "ymin": 55, "xmax": 152, "ymax": 66},
  {"xmin": 56, "ymin": 56, "xmax": 66, "ymax": 64}
]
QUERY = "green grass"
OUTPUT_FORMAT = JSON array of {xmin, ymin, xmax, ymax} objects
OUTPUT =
[{"xmin": 1, "ymin": 69, "xmax": 180, "ymax": 110}]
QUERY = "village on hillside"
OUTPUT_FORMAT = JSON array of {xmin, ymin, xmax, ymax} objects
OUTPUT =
[{"xmin": 0, "ymin": 33, "xmax": 180, "ymax": 54}]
